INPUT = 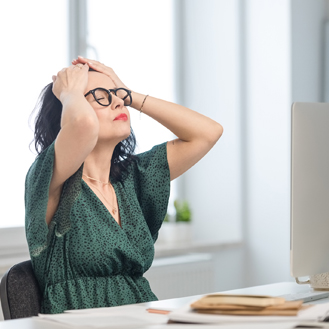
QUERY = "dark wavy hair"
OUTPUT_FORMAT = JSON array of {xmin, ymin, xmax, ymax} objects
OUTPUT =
[{"xmin": 31, "ymin": 69, "xmax": 137, "ymax": 182}]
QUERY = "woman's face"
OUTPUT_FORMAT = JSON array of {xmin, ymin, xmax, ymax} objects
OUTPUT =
[{"xmin": 84, "ymin": 71, "xmax": 131, "ymax": 145}]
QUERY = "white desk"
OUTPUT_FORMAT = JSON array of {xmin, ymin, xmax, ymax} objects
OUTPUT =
[{"xmin": 0, "ymin": 282, "xmax": 324, "ymax": 329}]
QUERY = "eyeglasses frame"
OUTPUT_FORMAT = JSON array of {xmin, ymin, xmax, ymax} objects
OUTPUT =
[{"xmin": 84, "ymin": 87, "xmax": 132, "ymax": 107}]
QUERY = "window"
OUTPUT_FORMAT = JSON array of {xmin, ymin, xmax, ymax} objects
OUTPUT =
[
  {"xmin": 0, "ymin": 0, "xmax": 177, "ymax": 228},
  {"xmin": 0, "ymin": 0, "xmax": 68, "ymax": 228},
  {"xmin": 86, "ymin": 0, "xmax": 177, "ymax": 213},
  {"xmin": 86, "ymin": 0, "xmax": 175, "ymax": 153}
]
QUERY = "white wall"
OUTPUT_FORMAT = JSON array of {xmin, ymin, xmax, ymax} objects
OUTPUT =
[
  {"xmin": 291, "ymin": 0, "xmax": 328, "ymax": 102},
  {"xmin": 244, "ymin": 0, "xmax": 329, "ymax": 287},
  {"xmin": 179, "ymin": 0, "xmax": 329, "ymax": 288},
  {"xmin": 180, "ymin": 0, "xmax": 243, "ymax": 245},
  {"xmin": 178, "ymin": 0, "xmax": 293, "ymax": 288},
  {"xmin": 243, "ymin": 0, "xmax": 292, "ymax": 286}
]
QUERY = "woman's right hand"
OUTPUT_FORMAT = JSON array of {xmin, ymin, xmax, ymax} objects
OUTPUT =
[{"xmin": 52, "ymin": 63, "xmax": 89, "ymax": 103}]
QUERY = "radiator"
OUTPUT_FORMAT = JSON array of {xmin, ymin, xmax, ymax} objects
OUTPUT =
[{"xmin": 144, "ymin": 253, "xmax": 215, "ymax": 300}]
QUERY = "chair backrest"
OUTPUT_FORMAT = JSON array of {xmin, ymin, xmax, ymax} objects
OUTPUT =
[{"xmin": 0, "ymin": 260, "xmax": 42, "ymax": 320}]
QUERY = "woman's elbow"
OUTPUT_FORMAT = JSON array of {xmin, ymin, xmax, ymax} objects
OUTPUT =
[
  {"xmin": 217, "ymin": 123, "xmax": 224, "ymax": 139},
  {"xmin": 208, "ymin": 122, "xmax": 223, "ymax": 144},
  {"xmin": 74, "ymin": 115, "xmax": 99, "ymax": 138}
]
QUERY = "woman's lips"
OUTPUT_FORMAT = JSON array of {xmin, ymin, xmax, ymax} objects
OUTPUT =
[{"xmin": 114, "ymin": 113, "xmax": 128, "ymax": 121}]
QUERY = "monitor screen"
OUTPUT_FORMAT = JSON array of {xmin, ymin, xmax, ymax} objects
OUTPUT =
[{"xmin": 291, "ymin": 102, "xmax": 329, "ymax": 277}]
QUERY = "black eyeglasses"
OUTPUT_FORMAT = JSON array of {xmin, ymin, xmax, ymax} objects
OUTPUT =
[{"xmin": 84, "ymin": 87, "xmax": 132, "ymax": 107}]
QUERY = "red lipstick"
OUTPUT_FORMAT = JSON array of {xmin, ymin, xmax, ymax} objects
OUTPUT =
[{"xmin": 114, "ymin": 113, "xmax": 128, "ymax": 121}]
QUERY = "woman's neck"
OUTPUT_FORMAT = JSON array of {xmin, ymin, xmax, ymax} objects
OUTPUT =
[{"xmin": 82, "ymin": 142, "xmax": 116, "ymax": 183}]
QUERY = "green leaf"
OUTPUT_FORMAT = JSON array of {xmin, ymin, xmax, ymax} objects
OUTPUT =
[{"xmin": 174, "ymin": 199, "xmax": 192, "ymax": 222}]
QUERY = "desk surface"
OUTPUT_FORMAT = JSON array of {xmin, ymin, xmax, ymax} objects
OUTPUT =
[{"xmin": 0, "ymin": 282, "xmax": 321, "ymax": 329}]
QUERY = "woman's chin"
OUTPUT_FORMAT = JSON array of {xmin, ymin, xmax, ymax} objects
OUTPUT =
[{"xmin": 98, "ymin": 131, "xmax": 131, "ymax": 145}]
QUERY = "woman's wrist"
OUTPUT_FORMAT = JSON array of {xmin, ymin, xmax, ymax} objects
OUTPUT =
[
  {"xmin": 59, "ymin": 90, "xmax": 86, "ymax": 105},
  {"xmin": 130, "ymin": 91, "xmax": 148, "ymax": 111}
]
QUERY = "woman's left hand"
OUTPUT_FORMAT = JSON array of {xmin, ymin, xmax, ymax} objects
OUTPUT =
[{"xmin": 72, "ymin": 56, "xmax": 129, "ymax": 90}]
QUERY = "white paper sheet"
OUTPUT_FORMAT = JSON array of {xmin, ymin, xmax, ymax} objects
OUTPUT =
[
  {"xmin": 134, "ymin": 324, "xmax": 301, "ymax": 329},
  {"xmin": 38, "ymin": 306, "xmax": 168, "ymax": 328},
  {"xmin": 64, "ymin": 304, "xmax": 145, "ymax": 315}
]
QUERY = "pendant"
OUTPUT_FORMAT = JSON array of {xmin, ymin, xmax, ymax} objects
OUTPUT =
[{"xmin": 112, "ymin": 208, "xmax": 117, "ymax": 214}]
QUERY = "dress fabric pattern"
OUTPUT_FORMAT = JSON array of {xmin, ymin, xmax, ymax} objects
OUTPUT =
[{"xmin": 25, "ymin": 141, "xmax": 170, "ymax": 314}]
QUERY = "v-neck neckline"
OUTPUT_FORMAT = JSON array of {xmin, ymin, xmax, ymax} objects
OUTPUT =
[{"xmin": 81, "ymin": 179, "xmax": 123, "ymax": 229}]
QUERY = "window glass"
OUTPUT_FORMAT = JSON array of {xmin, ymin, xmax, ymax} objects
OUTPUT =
[
  {"xmin": 86, "ymin": 0, "xmax": 177, "ymax": 212},
  {"xmin": 86, "ymin": 0, "xmax": 175, "ymax": 153},
  {"xmin": 0, "ymin": 0, "xmax": 68, "ymax": 228}
]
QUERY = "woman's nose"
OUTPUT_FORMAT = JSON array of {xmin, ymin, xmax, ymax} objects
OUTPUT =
[{"xmin": 111, "ymin": 94, "xmax": 124, "ymax": 110}]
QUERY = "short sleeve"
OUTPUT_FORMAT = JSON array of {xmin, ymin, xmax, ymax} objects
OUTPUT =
[
  {"xmin": 25, "ymin": 141, "xmax": 83, "ymax": 258},
  {"xmin": 25, "ymin": 142, "xmax": 56, "ymax": 258},
  {"xmin": 133, "ymin": 142, "xmax": 171, "ymax": 242}
]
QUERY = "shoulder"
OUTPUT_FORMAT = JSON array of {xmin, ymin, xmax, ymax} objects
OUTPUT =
[
  {"xmin": 25, "ymin": 142, "xmax": 56, "ymax": 187},
  {"xmin": 129, "ymin": 142, "xmax": 170, "ymax": 186},
  {"xmin": 135, "ymin": 142, "xmax": 168, "ymax": 166},
  {"xmin": 115, "ymin": 142, "xmax": 169, "ymax": 185}
]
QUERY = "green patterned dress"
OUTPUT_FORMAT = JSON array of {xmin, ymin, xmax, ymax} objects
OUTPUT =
[{"xmin": 25, "ymin": 141, "xmax": 170, "ymax": 314}]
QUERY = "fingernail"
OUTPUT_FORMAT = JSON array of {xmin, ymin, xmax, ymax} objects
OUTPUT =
[
  {"xmin": 88, "ymin": 62, "xmax": 93, "ymax": 65},
  {"xmin": 78, "ymin": 55, "xmax": 84, "ymax": 58}
]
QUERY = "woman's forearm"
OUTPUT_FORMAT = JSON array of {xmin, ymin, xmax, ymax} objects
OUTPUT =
[
  {"xmin": 60, "ymin": 92, "xmax": 99, "ymax": 131},
  {"xmin": 130, "ymin": 92, "xmax": 223, "ymax": 143}
]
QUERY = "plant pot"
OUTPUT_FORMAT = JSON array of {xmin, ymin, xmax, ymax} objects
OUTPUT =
[{"xmin": 159, "ymin": 222, "xmax": 192, "ymax": 245}]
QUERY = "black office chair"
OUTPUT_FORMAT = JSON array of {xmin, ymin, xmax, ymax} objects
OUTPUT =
[{"xmin": 0, "ymin": 260, "xmax": 42, "ymax": 320}]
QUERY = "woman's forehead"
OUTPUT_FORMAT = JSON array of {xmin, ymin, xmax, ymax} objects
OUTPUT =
[{"xmin": 86, "ymin": 71, "xmax": 115, "ymax": 90}]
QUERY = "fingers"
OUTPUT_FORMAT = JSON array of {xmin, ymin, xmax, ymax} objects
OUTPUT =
[
  {"xmin": 81, "ymin": 62, "xmax": 89, "ymax": 70},
  {"xmin": 69, "ymin": 63, "xmax": 84, "ymax": 69},
  {"xmin": 78, "ymin": 55, "xmax": 95, "ymax": 64},
  {"xmin": 72, "ymin": 64, "xmax": 83, "ymax": 70},
  {"xmin": 52, "ymin": 63, "xmax": 89, "ymax": 100},
  {"xmin": 73, "ymin": 56, "xmax": 105, "ymax": 71},
  {"xmin": 70, "ymin": 57, "xmax": 128, "ymax": 89},
  {"xmin": 86, "ymin": 61, "xmax": 100, "ymax": 71},
  {"xmin": 54, "ymin": 64, "xmax": 81, "ymax": 81},
  {"xmin": 72, "ymin": 56, "xmax": 92, "ymax": 66}
]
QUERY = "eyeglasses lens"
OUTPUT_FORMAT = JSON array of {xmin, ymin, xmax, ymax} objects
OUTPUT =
[
  {"xmin": 115, "ymin": 88, "xmax": 132, "ymax": 106},
  {"xmin": 94, "ymin": 89, "xmax": 111, "ymax": 106}
]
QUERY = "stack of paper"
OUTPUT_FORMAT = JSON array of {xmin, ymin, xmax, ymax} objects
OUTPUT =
[
  {"xmin": 190, "ymin": 294, "xmax": 306, "ymax": 316},
  {"xmin": 38, "ymin": 305, "xmax": 168, "ymax": 328}
]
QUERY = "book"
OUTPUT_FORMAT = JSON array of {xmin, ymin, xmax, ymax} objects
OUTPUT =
[
  {"xmin": 191, "ymin": 300, "xmax": 303, "ymax": 311},
  {"xmin": 190, "ymin": 295, "xmax": 308, "ymax": 316},
  {"xmin": 191, "ymin": 294, "xmax": 286, "ymax": 308}
]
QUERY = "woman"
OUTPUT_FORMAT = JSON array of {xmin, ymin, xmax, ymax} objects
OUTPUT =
[{"xmin": 25, "ymin": 56, "xmax": 223, "ymax": 314}]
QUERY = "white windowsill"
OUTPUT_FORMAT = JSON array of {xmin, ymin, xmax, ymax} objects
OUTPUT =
[
  {"xmin": 154, "ymin": 240, "xmax": 243, "ymax": 258},
  {"xmin": 0, "ymin": 226, "xmax": 243, "ymax": 275},
  {"xmin": 0, "ymin": 227, "xmax": 29, "ymax": 275}
]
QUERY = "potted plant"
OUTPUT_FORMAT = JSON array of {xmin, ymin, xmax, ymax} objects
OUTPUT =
[
  {"xmin": 160, "ymin": 199, "xmax": 192, "ymax": 244},
  {"xmin": 174, "ymin": 200, "xmax": 192, "ymax": 223}
]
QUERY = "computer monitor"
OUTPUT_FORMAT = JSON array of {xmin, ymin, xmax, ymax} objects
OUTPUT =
[{"xmin": 291, "ymin": 102, "xmax": 329, "ymax": 279}]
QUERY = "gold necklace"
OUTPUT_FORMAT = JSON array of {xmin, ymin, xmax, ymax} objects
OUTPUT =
[
  {"xmin": 83, "ymin": 174, "xmax": 118, "ymax": 215},
  {"xmin": 83, "ymin": 174, "xmax": 111, "ymax": 185},
  {"xmin": 92, "ymin": 185, "xmax": 118, "ymax": 215}
]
